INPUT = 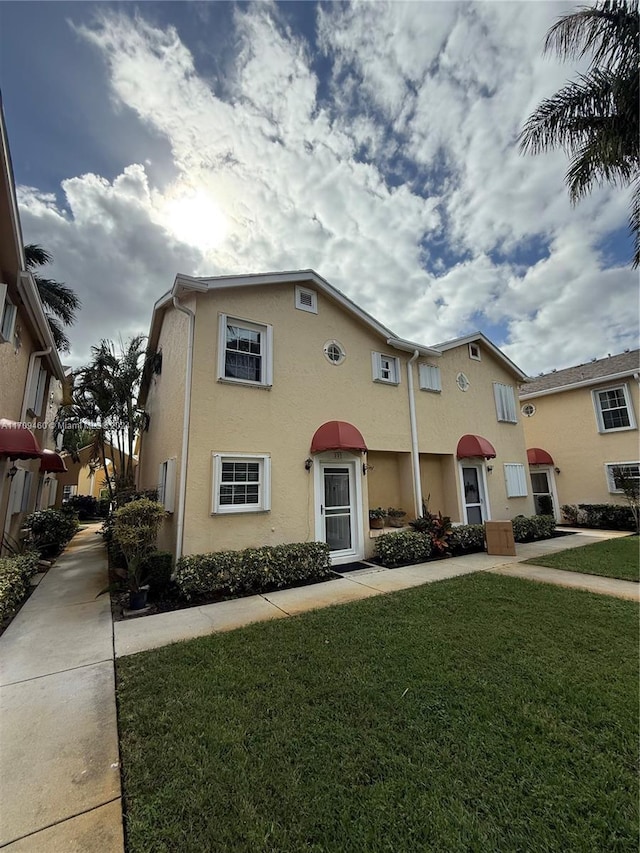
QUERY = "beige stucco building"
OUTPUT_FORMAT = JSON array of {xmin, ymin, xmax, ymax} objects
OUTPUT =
[
  {"xmin": 138, "ymin": 271, "xmax": 535, "ymax": 564},
  {"xmin": 520, "ymin": 349, "xmax": 639, "ymax": 518},
  {"xmin": 0, "ymin": 101, "xmax": 67, "ymax": 551}
]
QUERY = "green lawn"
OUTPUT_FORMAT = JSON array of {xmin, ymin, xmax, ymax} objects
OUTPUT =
[
  {"xmin": 117, "ymin": 574, "xmax": 638, "ymax": 853},
  {"xmin": 525, "ymin": 535, "xmax": 639, "ymax": 582}
]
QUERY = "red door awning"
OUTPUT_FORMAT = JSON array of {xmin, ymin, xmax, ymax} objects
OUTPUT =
[
  {"xmin": 527, "ymin": 447, "xmax": 554, "ymax": 466},
  {"xmin": 311, "ymin": 421, "xmax": 368, "ymax": 454},
  {"xmin": 0, "ymin": 419, "xmax": 43, "ymax": 460},
  {"xmin": 40, "ymin": 449, "xmax": 68, "ymax": 473},
  {"xmin": 456, "ymin": 434, "xmax": 497, "ymax": 460}
]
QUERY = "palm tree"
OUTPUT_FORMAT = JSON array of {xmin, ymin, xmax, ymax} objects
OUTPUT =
[
  {"xmin": 519, "ymin": 0, "xmax": 639, "ymax": 267},
  {"xmin": 24, "ymin": 244, "xmax": 81, "ymax": 351}
]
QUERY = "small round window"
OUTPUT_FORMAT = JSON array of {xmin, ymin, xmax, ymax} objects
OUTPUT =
[
  {"xmin": 456, "ymin": 372, "xmax": 470, "ymax": 392},
  {"xmin": 324, "ymin": 340, "xmax": 346, "ymax": 365},
  {"xmin": 521, "ymin": 403, "xmax": 536, "ymax": 417}
]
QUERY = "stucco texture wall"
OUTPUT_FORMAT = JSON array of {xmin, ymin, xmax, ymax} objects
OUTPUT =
[
  {"xmin": 414, "ymin": 344, "xmax": 534, "ymax": 521},
  {"xmin": 521, "ymin": 379, "xmax": 640, "ymax": 506},
  {"xmin": 137, "ymin": 299, "xmax": 191, "ymax": 553}
]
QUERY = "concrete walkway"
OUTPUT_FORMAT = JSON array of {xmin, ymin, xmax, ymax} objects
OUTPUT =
[
  {"xmin": 0, "ymin": 524, "xmax": 123, "ymax": 852},
  {"xmin": 114, "ymin": 528, "xmax": 637, "ymax": 658}
]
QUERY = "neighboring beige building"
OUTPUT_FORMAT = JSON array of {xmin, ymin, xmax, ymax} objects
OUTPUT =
[
  {"xmin": 0, "ymin": 100, "xmax": 67, "ymax": 551},
  {"xmin": 520, "ymin": 349, "xmax": 639, "ymax": 518},
  {"xmin": 53, "ymin": 443, "xmax": 137, "ymax": 506},
  {"xmin": 138, "ymin": 271, "xmax": 534, "ymax": 564}
]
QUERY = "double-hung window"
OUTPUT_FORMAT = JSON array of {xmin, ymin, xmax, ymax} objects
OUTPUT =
[
  {"xmin": 372, "ymin": 352, "xmax": 400, "ymax": 385},
  {"xmin": 218, "ymin": 315, "xmax": 273, "ymax": 386},
  {"xmin": 212, "ymin": 453, "xmax": 271, "ymax": 514},
  {"xmin": 0, "ymin": 284, "xmax": 17, "ymax": 343},
  {"xmin": 605, "ymin": 462, "xmax": 640, "ymax": 494},
  {"xmin": 493, "ymin": 382, "xmax": 517, "ymax": 423},
  {"xmin": 419, "ymin": 363, "xmax": 441, "ymax": 392},
  {"xmin": 593, "ymin": 385, "xmax": 636, "ymax": 432}
]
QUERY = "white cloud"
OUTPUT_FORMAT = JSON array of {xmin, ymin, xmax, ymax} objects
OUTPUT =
[{"xmin": 17, "ymin": 2, "xmax": 638, "ymax": 376}]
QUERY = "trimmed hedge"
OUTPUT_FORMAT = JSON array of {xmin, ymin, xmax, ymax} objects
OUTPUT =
[
  {"xmin": 448, "ymin": 524, "xmax": 485, "ymax": 554},
  {"xmin": 64, "ymin": 495, "xmax": 99, "ymax": 520},
  {"xmin": 562, "ymin": 504, "xmax": 636, "ymax": 532},
  {"xmin": 376, "ymin": 515, "xmax": 556, "ymax": 568},
  {"xmin": 0, "ymin": 553, "xmax": 40, "ymax": 624},
  {"xmin": 176, "ymin": 542, "xmax": 332, "ymax": 600},
  {"xmin": 26, "ymin": 509, "xmax": 79, "ymax": 558},
  {"xmin": 375, "ymin": 531, "xmax": 432, "ymax": 568},
  {"xmin": 512, "ymin": 514, "xmax": 556, "ymax": 542}
]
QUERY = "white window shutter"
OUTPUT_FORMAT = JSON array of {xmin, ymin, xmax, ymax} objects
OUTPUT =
[
  {"xmin": 49, "ymin": 478, "xmax": 58, "ymax": 507},
  {"xmin": 419, "ymin": 364, "xmax": 441, "ymax": 391},
  {"xmin": 371, "ymin": 352, "xmax": 381, "ymax": 380},
  {"xmin": 20, "ymin": 472, "xmax": 33, "ymax": 513},
  {"xmin": 164, "ymin": 458, "xmax": 176, "ymax": 513},
  {"xmin": 504, "ymin": 463, "xmax": 527, "ymax": 497},
  {"xmin": 157, "ymin": 462, "xmax": 166, "ymax": 506},
  {"xmin": 27, "ymin": 358, "xmax": 42, "ymax": 413},
  {"xmin": 34, "ymin": 365, "xmax": 48, "ymax": 417}
]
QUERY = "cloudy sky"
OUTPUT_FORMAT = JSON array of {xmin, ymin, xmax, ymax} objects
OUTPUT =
[{"xmin": 1, "ymin": 1, "xmax": 637, "ymax": 374}]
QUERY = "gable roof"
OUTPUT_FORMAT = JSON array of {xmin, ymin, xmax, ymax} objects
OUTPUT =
[
  {"xmin": 520, "ymin": 349, "xmax": 640, "ymax": 398},
  {"xmin": 432, "ymin": 332, "xmax": 528, "ymax": 381}
]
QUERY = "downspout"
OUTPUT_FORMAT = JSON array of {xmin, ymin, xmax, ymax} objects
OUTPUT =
[
  {"xmin": 21, "ymin": 347, "xmax": 52, "ymax": 421},
  {"xmin": 172, "ymin": 296, "xmax": 195, "ymax": 561},
  {"xmin": 407, "ymin": 350, "xmax": 423, "ymax": 519}
]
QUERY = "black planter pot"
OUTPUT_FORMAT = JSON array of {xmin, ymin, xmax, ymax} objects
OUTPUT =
[{"xmin": 129, "ymin": 585, "xmax": 149, "ymax": 610}]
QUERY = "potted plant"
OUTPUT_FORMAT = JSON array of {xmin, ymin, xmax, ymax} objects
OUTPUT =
[
  {"xmin": 387, "ymin": 507, "xmax": 406, "ymax": 528},
  {"xmin": 100, "ymin": 498, "xmax": 166, "ymax": 610},
  {"xmin": 369, "ymin": 507, "xmax": 387, "ymax": 529}
]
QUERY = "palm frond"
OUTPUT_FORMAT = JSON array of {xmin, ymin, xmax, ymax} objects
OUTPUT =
[
  {"xmin": 24, "ymin": 243, "xmax": 52, "ymax": 269},
  {"xmin": 34, "ymin": 277, "xmax": 82, "ymax": 325}
]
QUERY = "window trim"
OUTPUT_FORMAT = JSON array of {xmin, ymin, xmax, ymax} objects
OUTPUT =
[
  {"xmin": 323, "ymin": 340, "xmax": 346, "ymax": 365},
  {"xmin": 468, "ymin": 342, "xmax": 481, "ymax": 361},
  {"xmin": 493, "ymin": 382, "xmax": 518, "ymax": 423},
  {"xmin": 592, "ymin": 383, "xmax": 636, "ymax": 433},
  {"xmin": 372, "ymin": 351, "xmax": 401, "ymax": 385},
  {"xmin": 419, "ymin": 362, "xmax": 442, "ymax": 393},
  {"xmin": 295, "ymin": 285, "xmax": 318, "ymax": 314},
  {"xmin": 0, "ymin": 284, "xmax": 17, "ymax": 344},
  {"xmin": 211, "ymin": 452, "xmax": 271, "ymax": 515},
  {"xmin": 604, "ymin": 461, "xmax": 640, "ymax": 494},
  {"xmin": 217, "ymin": 314, "xmax": 273, "ymax": 388},
  {"xmin": 504, "ymin": 463, "xmax": 528, "ymax": 498}
]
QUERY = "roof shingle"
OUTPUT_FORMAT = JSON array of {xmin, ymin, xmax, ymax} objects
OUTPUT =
[{"xmin": 521, "ymin": 349, "xmax": 640, "ymax": 395}]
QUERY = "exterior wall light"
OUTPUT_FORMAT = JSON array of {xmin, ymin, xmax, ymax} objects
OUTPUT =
[
  {"xmin": 486, "ymin": 465, "xmax": 494, "ymax": 473},
  {"xmin": 304, "ymin": 458, "xmax": 313, "ymax": 471},
  {"xmin": 8, "ymin": 465, "xmax": 18, "ymax": 479},
  {"xmin": 554, "ymin": 467, "xmax": 561, "ymax": 475}
]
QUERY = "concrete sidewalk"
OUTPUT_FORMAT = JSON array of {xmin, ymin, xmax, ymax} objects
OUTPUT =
[
  {"xmin": 0, "ymin": 524, "xmax": 123, "ymax": 852},
  {"xmin": 114, "ymin": 529, "xmax": 636, "ymax": 659},
  {"xmin": 491, "ymin": 562, "xmax": 640, "ymax": 600}
]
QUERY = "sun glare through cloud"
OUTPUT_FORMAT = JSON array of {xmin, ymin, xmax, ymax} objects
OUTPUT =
[{"xmin": 160, "ymin": 190, "xmax": 228, "ymax": 252}]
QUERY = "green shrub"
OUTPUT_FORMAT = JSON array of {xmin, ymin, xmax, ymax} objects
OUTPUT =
[
  {"xmin": 26, "ymin": 509, "xmax": 79, "ymax": 558},
  {"xmin": 561, "ymin": 505, "xmax": 579, "ymax": 525},
  {"xmin": 571, "ymin": 504, "xmax": 636, "ymax": 532},
  {"xmin": 0, "ymin": 553, "xmax": 40, "ymax": 623},
  {"xmin": 141, "ymin": 551, "xmax": 173, "ymax": 596},
  {"xmin": 65, "ymin": 495, "xmax": 98, "ymax": 520},
  {"xmin": 112, "ymin": 499, "xmax": 166, "ymax": 591},
  {"xmin": 175, "ymin": 542, "xmax": 332, "ymax": 600},
  {"xmin": 375, "ymin": 531, "xmax": 432, "ymax": 568},
  {"xmin": 512, "ymin": 515, "xmax": 556, "ymax": 542},
  {"xmin": 448, "ymin": 524, "xmax": 485, "ymax": 554}
]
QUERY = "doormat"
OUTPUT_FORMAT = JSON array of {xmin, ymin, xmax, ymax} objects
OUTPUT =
[{"xmin": 334, "ymin": 561, "xmax": 379, "ymax": 573}]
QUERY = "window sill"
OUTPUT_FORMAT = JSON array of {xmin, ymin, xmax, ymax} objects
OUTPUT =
[
  {"xmin": 598, "ymin": 425, "xmax": 636, "ymax": 434},
  {"xmin": 212, "ymin": 507, "xmax": 270, "ymax": 516},
  {"xmin": 217, "ymin": 378, "xmax": 271, "ymax": 390},
  {"xmin": 373, "ymin": 379, "xmax": 400, "ymax": 386}
]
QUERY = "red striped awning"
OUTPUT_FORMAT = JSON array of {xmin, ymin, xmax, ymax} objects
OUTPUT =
[
  {"xmin": 0, "ymin": 419, "xmax": 42, "ymax": 460},
  {"xmin": 456, "ymin": 434, "xmax": 497, "ymax": 460},
  {"xmin": 40, "ymin": 449, "xmax": 68, "ymax": 473},
  {"xmin": 527, "ymin": 447, "xmax": 554, "ymax": 466},
  {"xmin": 311, "ymin": 421, "xmax": 367, "ymax": 454}
]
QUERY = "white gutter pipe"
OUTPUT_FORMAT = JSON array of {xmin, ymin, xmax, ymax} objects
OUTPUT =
[
  {"xmin": 407, "ymin": 350, "xmax": 423, "ymax": 519},
  {"xmin": 172, "ymin": 296, "xmax": 195, "ymax": 561},
  {"xmin": 21, "ymin": 347, "xmax": 52, "ymax": 422}
]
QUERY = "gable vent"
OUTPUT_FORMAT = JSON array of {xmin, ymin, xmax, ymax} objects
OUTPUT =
[{"xmin": 295, "ymin": 285, "xmax": 318, "ymax": 314}]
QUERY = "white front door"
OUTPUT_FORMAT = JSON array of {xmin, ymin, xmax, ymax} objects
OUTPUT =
[
  {"xmin": 461, "ymin": 464, "xmax": 489, "ymax": 524},
  {"xmin": 315, "ymin": 456, "xmax": 363, "ymax": 565},
  {"xmin": 530, "ymin": 468, "xmax": 558, "ymax": 519}
]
